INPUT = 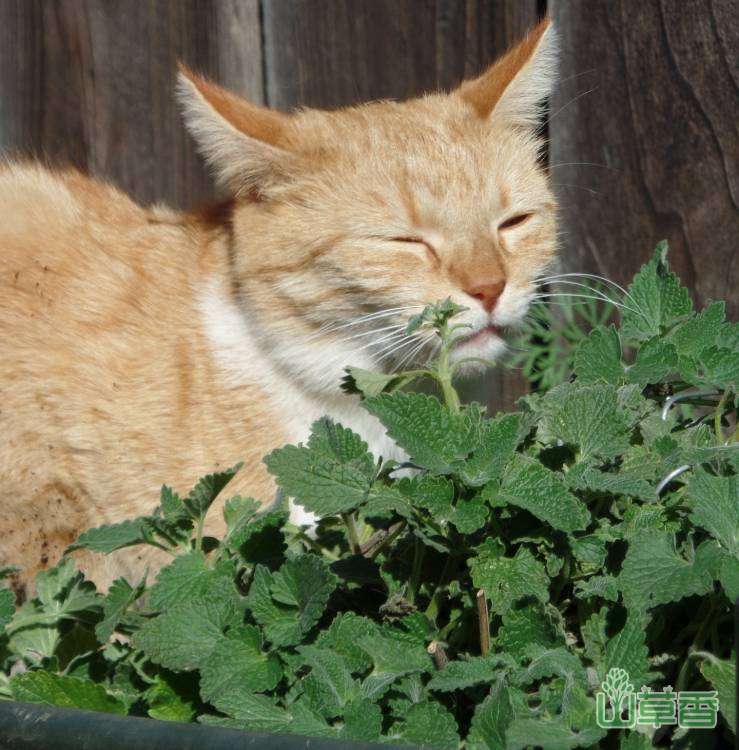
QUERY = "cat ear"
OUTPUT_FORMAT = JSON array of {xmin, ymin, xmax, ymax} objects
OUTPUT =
[
  {"xmin": 457, "ymin": 18, "xmax": 557, "ymax": 128},
  {"xmin": 177, "ymin": 66, "xmax": 294, "ymax": 193}
]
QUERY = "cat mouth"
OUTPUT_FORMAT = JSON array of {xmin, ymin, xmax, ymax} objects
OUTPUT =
[{"xmin": 452, "ymin": 324, "xmax": 504, "ymax": 347}]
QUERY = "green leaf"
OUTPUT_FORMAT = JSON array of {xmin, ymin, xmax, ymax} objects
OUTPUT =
[
  {"xmin": 95, "ymin": 577, "xmax": 144, "ymax": 642},
  {"xmin": 574, "ymin": 325, "xmax": 624, "ymax": 384},
  {"xmin": 145, "ymin": 673, "xmax": 196, "ymax": 722},
  {"xmin": 466, "ymin": 678, "xmax": 516, "ymax": 750},
  {"xmin": 565, "ymin": 464, "xmax": 653, "ymax": 501},
  {"xmin": 183, "ymin": 464, "xmax": 241, "ymax": 519},
  {"xmin": 359, "ymin": 633, "xmax": 431, "ymax": 700},
  {"xmin": 627, "ymin": 338, "xmax": 678, "ymax": 385},
  {"xmin": 603, "ymin": 614, "xmax": 651, "ymax": 687},
  {"xmin": 669, "ymin": 301, "xmax": 725, "ymax": 357},
  {"xmin": 506, "ymin": 715, "xmax": 605, "ymax": 750},
  {"xmin": 539, "ymin": 383, "xmax": 630, "ymax": 460},
  {"xmin": 265, "ymin": 419, "xmax": 375, "ymax": 517},
  {"xmin": 68, "ymin": 519, "xmax": 149, "ymax": 553},
  {"xmin": 450, "ymin": 494, "xmax": 489, "ymax": 534},
  {"xmin": 246, "ymin": 555, "xmax": 337, "ymax": 647},
  {"xmin": 314, "ymin": 613, "xmax": 377, "ymax": 673},
  {"xmin": 719, "ymin": 554, "xmax": 739, "ymax": 601},
  {"xmin": 392, "ymin": 700, "xmax": 459, "ymax": 750},
  {"xmin": 341, "ymin": 698, "xmax": 382, "ymax": 742},
  {"xmin": 0, "ymin": 588, "xmax": 15, "ymax": 632},
  {"xmin": 570, "ymin": 535, "xmax": 607, "ymax": 569},
  {"xmin": 620, "ymin": 241, "xmax": 693, "ymax": 342},
  {"xmin": 699, "ymin": 655, "xmax": 736, "ymax": 732},
  {"xmin": 496, "ymin": 601, "xmax": 563, "ymax": 658},
  {"xmin": 199, "ymin": 625, "xmax": 282, "ymax": 706},
  {"xmin": 11, "ymin": 671, "xmax": 126, "ymax": 714},
  {"xmin": 460, "ymin": 413, "xmax": 520, "ymax": 486},
  {"xmin": 427, "ymin": 656, "xmax": 507, "ymax": 692},
  {"xmin": 574, "ymin": 575, "xmax": 619, "ymax": 602},
  {"xmin": 204, "ymin": 692, "xmax": 290, "ymax": 732},
  {"xmin": 341, "ymin": 366, "xmax": 416, "ymax": 398},
  {"xmin": 514, "ymin": 646, "xmax": 587, "ymax": 689},
  {"xmin": 134, "ymin": 590, "xmax": 239, "ymax": 671},
  {"xmin": 687, "ymin": 472, "xmax": 738, "ymax": 554},
  {"xmin": 470, "ymin": 541, "xmax": 550, "ymax": 615},
  {"xmin": 298, "ymin": 645, "xmax": 359, "ymax": 717},
  {"xmin": 362, "ymin": 392, "xmax": 473, "ymax": 474},
  {"xmin": 149, "ymin": 551, "xmax": 236, "ymax": 611},
  {"xmin": 618, "ymin": 531, "xmax": 713, "ymax": 609},
  {"xmin": 499, "ymin": 454, "xmax": 590, "ymax": 532}
]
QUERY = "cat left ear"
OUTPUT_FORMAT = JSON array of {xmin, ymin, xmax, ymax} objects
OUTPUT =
[
  {"xmin": 457, "ymin": 17, "xmax": 558, "ymax": 128},
  {"xmin": 177, "ymin": 65, "xmax": 295, "ymax": 193}
]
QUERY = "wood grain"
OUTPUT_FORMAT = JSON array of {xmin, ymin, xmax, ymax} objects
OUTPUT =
[
  {"xmin": 0, "ymin": 0, "xmax": 263, "ymax": 209},
  {"xmin": 550, "ymin": 0, "xmax": 739, "ymax": 318}
]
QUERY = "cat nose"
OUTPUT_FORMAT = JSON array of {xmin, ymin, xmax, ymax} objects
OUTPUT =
[{"xmin": 465, "ymin": 280, "xmax": 506, "ymax": 313}]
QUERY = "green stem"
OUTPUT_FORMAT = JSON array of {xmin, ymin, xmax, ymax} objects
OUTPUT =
[
  {"xmin": 714, "ymin": 387, "xmax": 732, "ymax": 443},
  {"xmin": 368, "ymin": 520, "xmax": 407, "ymax": 561},
  {"xmin": 424, "ymin": 555, "xmax": 457, "ymax": 621},
  {"xmin": 195, "ymin": 515, "xmax": 205, "ymax": 552},
  {"xmin": 341, "ymin": 512, "xmax": 362, "ymax": 555},
  {"xmin": 407, "ymin": 539, "xmax": 426, "ymax": 605}
]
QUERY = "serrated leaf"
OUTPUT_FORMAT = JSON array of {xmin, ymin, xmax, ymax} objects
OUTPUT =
[
  {"xmin": 500, "ymin": 454, "xmax": 590, "ymax": 532},
  {"xmin": 620, "ymin": 242, "xmax": 693, "ymax": 343},
  {"xmin": 506, "ymin": 715, "xmax": 605, "ymax": 750},
  {"xmin": 298, "ymin": 645, "xmax": 359, "ymax": 717},
  {"xmin": 540, "ymin": 383, "xmax": 630, "ymax": 460},
  {"xmin": 470, "ymin": 541, "xmax": 550, "ymax": 615},
  {"xmin": 183, "ymin": 464, "xmax": 241, "ymax": 519},
  {"xmin": 11, "ymin": 671, "xmax": 126, "ymax": 714},
  {"xmin": 466, "ymin": 678, "xmax": 515, "ymax": 750},
  {"xmin": 204, "ymin": 691, "xmax": 290, "ymax": 732},
  {"xmin": 574, "ymin": 575, "xmax": 619, "ymax": 602},
  {"xmin": 460, "ymin": 413, "xmax": 520, "ymax": 486},
  {"xmin": 68, "ymin": 518, "xmax": 149, "ymax": 553},
  {"xmin": 362, "ymin": 392, "xmax": 473, "ymax": 474},
  {"xmin": 603, "ymin": 614, "xmax": 651, "ymax": 687},
  {"xmin": 134, "ymin": 590, "xmax": 239, "ymax": 671},
  {"xmin": 619, "ymin": 531, "xmax": 713, "ymax": 609},
  {"xmin": 246, "ymin": 556, "xmax": 337, "ymax": 647},
  {"xmin": 497, "ymin": 601, "xmax": 563, "ymax": 659},
  {"xmin": 392, "ymin": 700, "xmax": 459, "ymax": 750},
  {"xmin": 0, "ymin": 588, "xmax": 14, "ymax": 632},
  {"xmin": 359, "ymin": 633, "xmax": 431, "ymax": 700},
  {"xmin": 145, "ymin": 673, "xmax": 196, "ymax": 722},
  {"xmin": 669, "ymin": 301, "xmax": 725, "ymax": 357},
  {"xmin": 574, "ymin": 325, "xmax": 624, "ymax": 384},
  {"xmin": 341, "ymin": 698, "xmax": 382, "ymax": 741},
  {"xmin": 450, "ymin": 494, "xmax": 488, "ymax": 533},
  {"xmin": 314, "ymin": 613, "xmax": 377, "ymax": 673},
  {"xmin": 699, "ymin": 655, "xmax": 736, "ymax": 732},
  {"xmin": 265, "ymin": 419, "xmax": 375, "ymax": 517},
  {"xmin": 687, "ymin": 472, "xmax": 738, "ymax": 555},
  {"xmin": 627, "ymin": 338, "xmax": 678, "ymax": 385},
  {"xmin": 148, "ymin": 551, "xmax": 235, "ymax": 611},
  {"xmin": 200, "ymin": 625, "xmax": 281, "ymax": 707},
  {"xmin": 427, "ymin": 656, "xmax": 508, "ymax": 692},
  {"xmin": 566, "ymin": 464, "xmax": 653, "ymax": 501},
  {"xmin": 95, "ymin": 577, "xmax": 144, "ymax": 642},
  {"xmin": 341, "ymin": 366, "xmax": 415, "ymax": 398}
]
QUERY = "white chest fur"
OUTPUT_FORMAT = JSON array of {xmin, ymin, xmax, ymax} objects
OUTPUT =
[{"xmin": 198, "ymin": 280, "xmax": 403, "ymax": 526}]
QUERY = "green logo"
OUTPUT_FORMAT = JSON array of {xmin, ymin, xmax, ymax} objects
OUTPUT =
[{"xmin": 596, "ymin": 668, "xmax": 719, "ymax": 730}]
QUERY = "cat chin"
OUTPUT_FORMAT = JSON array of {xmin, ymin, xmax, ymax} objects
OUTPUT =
[{"xmin": 448, "ymin": 332, "xmax": 508, "ymax": 373}]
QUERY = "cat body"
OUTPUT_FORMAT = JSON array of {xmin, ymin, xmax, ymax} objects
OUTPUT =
[{"xmin": 0, "ymin": 20, "xmax": 558, "ymax": 592}]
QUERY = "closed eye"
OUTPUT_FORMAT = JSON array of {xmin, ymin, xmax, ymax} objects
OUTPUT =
[
  {"xmin": 498, "ymin": 213, "xmax": 533, "ymax": 231},
  {"xmin": 390, "ymin": 236, "xmax": 439, "ymax": 263}
]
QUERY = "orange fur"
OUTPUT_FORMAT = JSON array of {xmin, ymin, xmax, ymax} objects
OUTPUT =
[{"xmin": 0, "ymin": 20, "xmax": 559, "ymax": 593}]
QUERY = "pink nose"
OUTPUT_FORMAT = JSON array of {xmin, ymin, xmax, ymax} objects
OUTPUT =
[{"xmin": 466, "ymin": 280, "xmax": 506, "ymax": 313}]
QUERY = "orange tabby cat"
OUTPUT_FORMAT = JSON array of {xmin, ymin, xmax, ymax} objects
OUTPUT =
[{"xmin": 0, "ymin": 19, "xmax": 557, "ymax": 594}]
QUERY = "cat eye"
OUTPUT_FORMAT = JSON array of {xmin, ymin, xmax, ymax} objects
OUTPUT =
[
  {"xmin": 498, "ymin": 213, "xmax": 533, "ymax": 231},
  {"xmin": 390, "ymin": 236, "xmax": 439, "ymax": 262}
]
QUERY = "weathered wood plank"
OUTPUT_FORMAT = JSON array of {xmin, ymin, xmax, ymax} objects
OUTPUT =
[
  {"xmin": 0, "ymin": 0, "xmax": 263, "ymax": 209},
  {"xmin": 550, "ymin": 0, "xmax": 739, "ymax": 317}
]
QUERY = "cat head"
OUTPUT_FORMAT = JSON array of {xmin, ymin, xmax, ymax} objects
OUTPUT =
[{"xmin": 179, "ymin": 19, "xmax": 558, "ymax": 395}]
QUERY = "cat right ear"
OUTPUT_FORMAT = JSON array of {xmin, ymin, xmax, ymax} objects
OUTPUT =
[{"xmin": 177, "ymin": 66, "xmax": 294, "ymax": 194}]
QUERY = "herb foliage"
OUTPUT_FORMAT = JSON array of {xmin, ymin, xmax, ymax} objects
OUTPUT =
[{"xmin": 1, "ymin": 244, "xmax": 737, "ymax": 748}]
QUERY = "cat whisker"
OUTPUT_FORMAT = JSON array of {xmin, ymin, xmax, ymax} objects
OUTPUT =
[{"xmin": 535, "ymin": 272, "xmax": 641, "ymax": 312}]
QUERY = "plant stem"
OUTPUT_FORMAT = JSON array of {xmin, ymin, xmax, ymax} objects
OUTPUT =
[
  {"xmin": 476, "ymin": 589, "xmax": 490, "ymax": 656},
  {"xmin": 427, "ymin": 640, "xmax": 449, "ymax": 669},
  {"xmin": 407, "ymin": 538, "xmax": 426, "ymax": 605},
  {"xmin": 714, "ymin": 387, "xmax": 732, "ymax": 442},
  {"xmin": 435, "ymin": 323, "xmax": 461, "ymax": 413},
  {"xmin": 341, "ymin": 512, "xmax": 362, "ymax": 555}
]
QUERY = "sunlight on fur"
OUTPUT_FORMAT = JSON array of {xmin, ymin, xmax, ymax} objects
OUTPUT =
[{"xmin": 0, "ymin": 19, "xmax": 558, "ymax": 593}]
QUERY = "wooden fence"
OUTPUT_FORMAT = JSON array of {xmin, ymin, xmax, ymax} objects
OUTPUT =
[{"xmin": 1, "ymin": 0, "xmax": 736, "ymax": 410}]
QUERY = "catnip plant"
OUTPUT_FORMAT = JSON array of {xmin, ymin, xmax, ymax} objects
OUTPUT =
[{"xmin": 1, "ymin": 243, "xmax": 737, "ymax": 749}]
